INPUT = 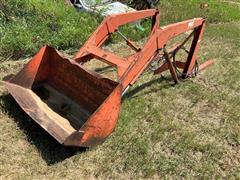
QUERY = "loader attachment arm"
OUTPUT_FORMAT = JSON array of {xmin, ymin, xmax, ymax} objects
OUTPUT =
[{"xmin": 74, "ymin": 10, "xmax": 213, "ymax": 91}]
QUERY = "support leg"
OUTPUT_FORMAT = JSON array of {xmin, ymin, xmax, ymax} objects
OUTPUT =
[
  {"xmin": 163, "ymin": 47, "xmax": 179, "ymax": 84},
  {"xmin": 182, "ymin": 20, "xmax": 206, "ymax": 78}
]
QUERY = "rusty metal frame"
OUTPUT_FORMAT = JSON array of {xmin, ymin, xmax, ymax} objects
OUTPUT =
[{"xmin": 74, "ymin": 9, "xmax": 213, "ymax": 91}]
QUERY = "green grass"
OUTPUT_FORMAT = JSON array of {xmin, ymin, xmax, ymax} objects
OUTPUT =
[
  {"xmin": 0, "ymin": 0, "xmax": 151, "ymax": 60},
  {"xmin": 159, "ymin": 0, "xmax": 240, "ymax": 24},
  {"xmin": 0, "ymin": 0, "xmax": 101, "ymax": 59},
  {"xmin": 0, "ymin": 0, "xmax": 240, "ymax": 179}
]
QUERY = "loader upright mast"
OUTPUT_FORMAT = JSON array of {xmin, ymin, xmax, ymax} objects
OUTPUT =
[{"xmin": 3, "ymin": 9, "xmax": 213, "ymax": 147}]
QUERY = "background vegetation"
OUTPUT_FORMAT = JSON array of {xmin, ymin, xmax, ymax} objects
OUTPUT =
[
  {"xmin": 0, "ymin": 0, "xmax": 100, "ymax": 59},
  {"xmin": 0, "ymin": 0, "xmax": 240, "ymax": 179}
]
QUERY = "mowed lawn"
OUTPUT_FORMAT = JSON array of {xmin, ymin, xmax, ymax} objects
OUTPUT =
[{"xmin": 0, "ymin": 0, "xmax": 240, "ymax": 179}]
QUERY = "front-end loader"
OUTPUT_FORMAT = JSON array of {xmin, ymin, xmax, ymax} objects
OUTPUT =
[{"xmin": 3, "ymin": 9, "xmax": 213, "ymax": 147}]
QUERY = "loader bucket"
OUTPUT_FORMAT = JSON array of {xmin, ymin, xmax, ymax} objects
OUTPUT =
[{"xmin": 3, "ymin": 45, "xmax": 122, "ymax": 147}]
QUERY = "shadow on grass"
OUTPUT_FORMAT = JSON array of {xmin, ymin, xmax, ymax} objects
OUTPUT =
[
  {"xmin": 123, "ymin": 75, "xmax": 174, "ymax": 100},
  {"xmin": 0, "ymin": 94, "xmax": 87, "ymax": 165}
]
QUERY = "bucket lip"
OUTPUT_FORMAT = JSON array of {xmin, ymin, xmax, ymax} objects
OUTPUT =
[
  {"xmin": 3, "ymin": 81, "xmax": 77, "ymax": 143},
  {"xmin": 63, "ymin": 130, "xmax": 85, "ymax": 146}
]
